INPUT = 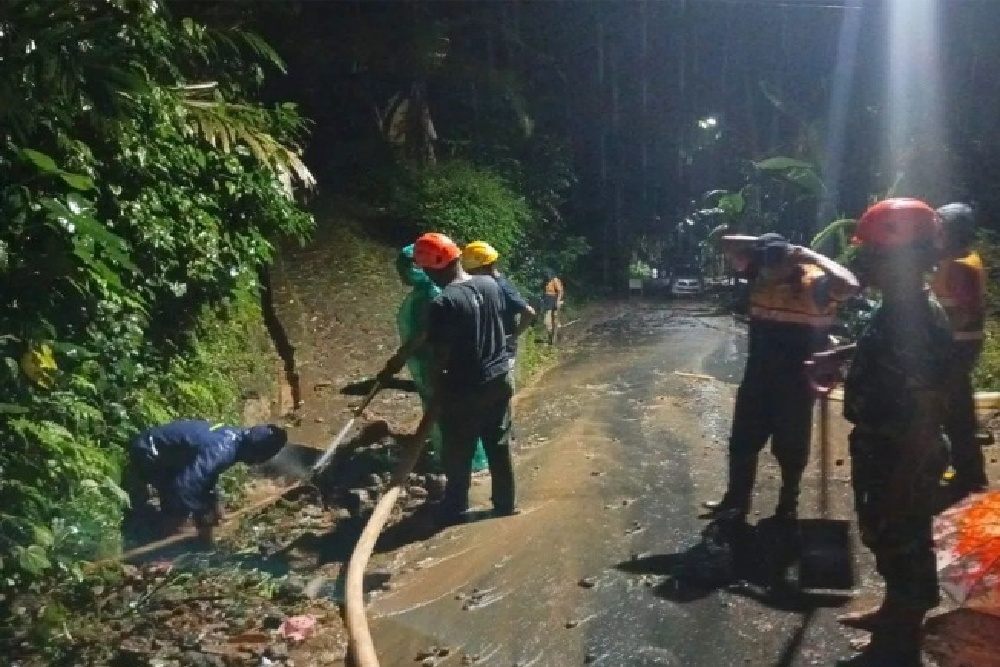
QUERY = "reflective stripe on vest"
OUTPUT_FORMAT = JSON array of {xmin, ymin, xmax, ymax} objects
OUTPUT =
[
  {"xmin": 749, "ymin": 264, "xmax": 836, "ymax": 329},
  {"xmin": 931, "ymin": 252, "xmax": 986, "ymax": 340}
]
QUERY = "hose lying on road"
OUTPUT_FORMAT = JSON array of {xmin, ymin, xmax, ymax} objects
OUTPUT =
[{"xmin": 344, "ymin": 420, "xmax": 432, "ymax": 667}]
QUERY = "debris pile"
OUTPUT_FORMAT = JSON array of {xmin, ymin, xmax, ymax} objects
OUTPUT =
[{"xmin": 4, "ymin": 557, "xmax": 343, "ymax": 667}]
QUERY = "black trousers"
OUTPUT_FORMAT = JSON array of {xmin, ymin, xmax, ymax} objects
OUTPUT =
[
  {"xmin": 724, "ymin": 367, "xmax": 815, "ymax": 511},
  {"xmin": 850, "ymin": 428, "xmax": 946, "ymax": 609},
  {"xmin": 945, "ymin": 340, "xmax": 987, "ymax": 489},
  {"xmin": 439, "ymin": 373, "xmax": 515, "ymax": 516}
]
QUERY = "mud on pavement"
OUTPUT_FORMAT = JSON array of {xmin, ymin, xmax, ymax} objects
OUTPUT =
[
  {"xmin": 52, "ymin": 299, "xmax": 993, "ymax": 667},
  {"xmin": 343, "ymin": 300, "xmax": 917, "ymax": 667}
]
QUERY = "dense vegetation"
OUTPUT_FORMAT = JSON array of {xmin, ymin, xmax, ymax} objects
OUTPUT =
[{"xmin": 0, "ymin": 0, "xmax": 314, "ymax": 589}]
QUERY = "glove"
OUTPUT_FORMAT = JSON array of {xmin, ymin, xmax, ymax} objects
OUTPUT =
[
  {"xmin": 377, "ymin": 353, "xmax": 406, "ymax": 382},
  {"xmin": 804, "ymin": 352, "xmax": 848, "ymax": 395}
]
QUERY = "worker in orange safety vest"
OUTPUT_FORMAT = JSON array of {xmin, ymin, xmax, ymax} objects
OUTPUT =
[
  {"xmin": 703, "ymin": 233, "xmax": 860, "ymax": 522},
  {"xmin": 931, "ymin": 202, "xmax": 989, "ymax": 498}
]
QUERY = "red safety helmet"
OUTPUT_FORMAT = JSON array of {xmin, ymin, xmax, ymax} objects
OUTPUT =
[
  {"xmin": 413, "ymin": 232, "xmax": 462, "ymax": 270},
  {"xmin": 852, "ymin": 198, "xmax": 941, "ymax": 251}
]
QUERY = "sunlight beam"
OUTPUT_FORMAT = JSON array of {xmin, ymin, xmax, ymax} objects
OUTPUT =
[
  {"xmin": 818, "ymin": 5, "xmax": 861, "ymax": 231},
  {"xmin": 887, "ymin": 0, "xmax": 950, "ymax": 198}
]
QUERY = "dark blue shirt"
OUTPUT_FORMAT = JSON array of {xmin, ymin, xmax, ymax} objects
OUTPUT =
[
  {"xmin": 495, "ymin": 274, "xmax": 530, "ymax": 356},
  {"xmin": 426, "ymin": 275, "xmax": 510, "ymax": 394},
  {"xmin": 130, "ymin": 420, "xmax": 243, "ymax": 516}
]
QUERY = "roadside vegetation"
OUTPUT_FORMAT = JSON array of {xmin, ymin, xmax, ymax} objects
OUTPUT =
[{"xmin": 0, "ymin": 1, "xmax": 315, "ymax": 599}]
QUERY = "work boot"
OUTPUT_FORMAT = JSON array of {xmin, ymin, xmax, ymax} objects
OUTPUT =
[
  {"xmin": 837, "ymin": 603, "xmax": 888, "ymax": 632},
  {"xmin": 773, "ymin": 479, "xmax": 800, "ymax": 521},
  {"xmin": 701, "ymin": 497, "xmax": 748, "ymax": 521},
  {"xmin": 836, "ymin": 643, "xmax": 922, "ymax": 667},
  {"xmin": 703, "ymin": 453, "xmax": 756, "ymax": 519},
  {"xmin": 836, "ymin": 625, "xmax": 924, "ymax": 666},
  {"xmin": 773, "ymin": 498, "xmax": 798, "ymax": 522}
]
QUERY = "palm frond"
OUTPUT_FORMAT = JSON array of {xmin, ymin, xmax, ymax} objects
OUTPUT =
[
  {"xmin": 180, "ymin": 95, "xmax": 315, "ymax": 194},
  {"xmin": 810, "ymin": 217, "xmax": 856, "ymax": 254}
]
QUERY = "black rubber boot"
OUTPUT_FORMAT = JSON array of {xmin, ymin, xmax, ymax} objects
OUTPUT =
[
  {"xmin": 703, "ymin": 452, "xmax": 756, "ymax": 519},
  {"xmin": 774, "ymin": 485, "xmax": 800, "ymax": 521},
  {"xmin": 837, "ymin": 607, "xmax": 926, "ymax": 667}
]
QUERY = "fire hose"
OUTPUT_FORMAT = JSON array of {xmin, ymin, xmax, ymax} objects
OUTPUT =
[{"xmin": 343, "ymin": 413, "xmax": 434, "ymax": 667}]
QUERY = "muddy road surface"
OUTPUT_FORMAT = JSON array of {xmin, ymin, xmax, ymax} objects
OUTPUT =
[{"xmin": 360, "ymin": 300, "xmax": 877, "ymax": 667}]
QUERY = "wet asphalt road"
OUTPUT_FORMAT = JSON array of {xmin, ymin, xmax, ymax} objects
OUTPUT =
[{"xmin": 363, "ymin": 301, "xmax": 873, "ymax": 667}]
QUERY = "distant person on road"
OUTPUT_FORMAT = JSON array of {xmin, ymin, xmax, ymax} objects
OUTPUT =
[
  {"xmin": 123, "ymin": 420, "xmax": 287, "ymax": 543},
  {"xmin": 396, "ymin": 232, "xmax": 516, "ymax": 524},
  {"xmin": 931, "ymin": 202, "xmax": 989, "ymax": 499},
  {"xmin": 541, "ymin": 267, "xmax": 565, "ymax": 345},
  {"xmin": 703, "ymin": 232, "xmax": 859, "ymax": 522},
  {"xmin": 461, "ymin": 241, "xmax": 537, "ymax": 387},
  {"xmin": 380, "ymin": 244, "xmax": 488, "ymax": 472},
  {"xmin": 812, "ymin": 199, "xmax": 952, "ymax": 666}
]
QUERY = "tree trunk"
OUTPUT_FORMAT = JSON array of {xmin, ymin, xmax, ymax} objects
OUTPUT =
[{"xmin": 257, "ymin": 263, "xmax": 300, "ymax": 414}]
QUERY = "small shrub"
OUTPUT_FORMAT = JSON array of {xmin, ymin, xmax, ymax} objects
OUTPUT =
[{"xmin": 388, "ymin": 159, "xmax": 532, "ymax": 257}]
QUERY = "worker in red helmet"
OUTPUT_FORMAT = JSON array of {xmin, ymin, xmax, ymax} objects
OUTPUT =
[
  {"xmin": 931, "ymin": 203, "xmax": 989, "ymax": 499},
  {"xmin": 812, "ymin": 199, "xmax": 952, "ymax": 666},
  {"xmin": 383, "ymin": 232, "xmax": 516, "ymax": 523}
]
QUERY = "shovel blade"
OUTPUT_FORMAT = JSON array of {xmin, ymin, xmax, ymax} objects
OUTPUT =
[{"xmin": 798, "ymin": 518, "xmax": 855, "ymax": 592}]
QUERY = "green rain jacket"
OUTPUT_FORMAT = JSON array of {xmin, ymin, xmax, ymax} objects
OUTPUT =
[{"xmin": 396, "ymin": 245, "xmax": 440, "ymax": 393}]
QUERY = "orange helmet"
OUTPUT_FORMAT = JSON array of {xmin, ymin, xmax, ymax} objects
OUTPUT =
[
  {"xmin": 413, "ymin": 232, "xmax": 461, "ymax": 270},
  {"xmin": 852, "ymin": 198, "xmax": 941, "ymax": 251}
]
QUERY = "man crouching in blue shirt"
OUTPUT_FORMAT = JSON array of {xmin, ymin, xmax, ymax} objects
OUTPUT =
[{"xmin": 123, "ymin": 420, "xmax": 287, "ymax": 543}]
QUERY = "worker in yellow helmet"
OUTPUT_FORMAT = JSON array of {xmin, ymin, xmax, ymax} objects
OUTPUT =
[{"xmin": 461, "ymin": 241, "xmax": 537, "ymax": 390}]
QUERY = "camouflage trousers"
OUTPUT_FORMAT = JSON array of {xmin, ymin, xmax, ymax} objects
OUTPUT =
[{"xmin": 849, "ymin": 427, "xmax": 948, "ymax": 610}]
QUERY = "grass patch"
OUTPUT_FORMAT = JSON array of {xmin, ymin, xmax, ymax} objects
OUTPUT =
[{"xmin": 973, "ymin": 234, "xmax": 1000, "ymax": 392}]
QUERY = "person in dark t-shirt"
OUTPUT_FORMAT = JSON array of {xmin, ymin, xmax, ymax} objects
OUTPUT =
[{"xmin": 383, "ymin": 232, "xmax": 516, "ymax": 522}]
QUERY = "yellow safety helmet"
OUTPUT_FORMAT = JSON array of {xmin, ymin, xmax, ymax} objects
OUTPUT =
[{"xmin": 461, "ymin": 241, "xmax": 500, "ymax": 270}]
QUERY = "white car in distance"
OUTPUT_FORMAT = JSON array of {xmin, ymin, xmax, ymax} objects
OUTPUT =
[{"xmin": 670, "ymin": 271, "xmax": 703, "ymax": 297}]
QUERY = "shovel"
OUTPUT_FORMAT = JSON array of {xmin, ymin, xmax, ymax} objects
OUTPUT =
[
  {"xmin": 310, "ymin": 379, "xmax": 382, "ymax": 478},
  {"xmin": 798, "ymin": 361, "xmax": 855, "ymax": 593}
]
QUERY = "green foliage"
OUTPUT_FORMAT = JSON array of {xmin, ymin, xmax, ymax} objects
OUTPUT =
[
  {"xmin": 0, "ymin": 0, "xmax": 312, "ymax": 590},
  {"xmin": 389, "ymin": 159, "xmax": 532, "ymax": 258},
  {"xmin": 629, "ymin": 258, "xmax": 654, "ymax": 280},
  {"xmin": 512, "ymin": 326, "xmax": 556, "ymax": 387},
  {"xmin": 754, "ymin": 157, "xmax": 827, "ymax": 198},
  {"xmin": 974, "ymin": 233, "xmax": 1000, "ymax": 391},
  {"xmin": 810, "ymin": 218, "xmax": 858, "ymax": 261}
]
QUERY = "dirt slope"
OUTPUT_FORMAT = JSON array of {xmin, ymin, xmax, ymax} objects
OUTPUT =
[{"xmin": 268, "ymin": 206, "xmax": 415, "ymax": 449}]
